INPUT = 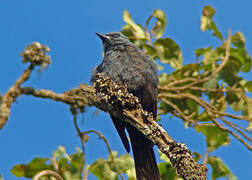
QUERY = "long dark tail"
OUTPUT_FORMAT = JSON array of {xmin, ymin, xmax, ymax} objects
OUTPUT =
[{"xmin": 127, "ymin": 125, "xmax": 160, "ymax": 180}]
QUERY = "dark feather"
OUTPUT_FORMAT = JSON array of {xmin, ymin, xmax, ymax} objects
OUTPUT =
[{"xmin": 110, "ymin": 115, "xmax": 130, "ymax": 153}]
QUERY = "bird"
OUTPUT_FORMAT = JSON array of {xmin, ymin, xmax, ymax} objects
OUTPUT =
[{"xmin": 91, "ymin": 32, "xmax": 160, "ymax": 180}]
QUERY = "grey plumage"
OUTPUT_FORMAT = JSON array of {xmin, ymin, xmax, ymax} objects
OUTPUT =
[
  {"xmin": 91, "ymin": 32, "xmax": 160, "ymax": 180},
  {"xmin": 92, "ymin": 32, "xmax": 158, "ymax": 91}
]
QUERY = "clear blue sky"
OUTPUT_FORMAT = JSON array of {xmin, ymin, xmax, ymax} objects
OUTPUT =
[{"xmin": 0, "ymin": 0, "xmax": 251, "ymax": 179}]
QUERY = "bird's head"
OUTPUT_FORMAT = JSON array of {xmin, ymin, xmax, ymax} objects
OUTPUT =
[{"xmin": 96, "ymin": 32, "xmax": 131, "ymax": 50}]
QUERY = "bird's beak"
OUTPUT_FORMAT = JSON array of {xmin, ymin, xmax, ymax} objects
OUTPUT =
[{"xmin": 96, "ymin": 32, "xmax": 109, "ymax": 43}]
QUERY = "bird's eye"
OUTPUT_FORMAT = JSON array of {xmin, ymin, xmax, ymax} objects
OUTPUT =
[{"xmin": 112, "ymin": 34, "xmax": 120, "ymax": 38}]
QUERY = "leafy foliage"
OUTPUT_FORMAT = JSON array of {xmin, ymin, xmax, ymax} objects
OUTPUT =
[
  {"xmin": 195, "ymin": 125, "xmax": 229, "ymax": 151},
  {"xmin": 11, "ymin": 146, "xmax": 135, "ymax": 180},
  {"xmin": 158, "ymin": 151, "xmax": 183, "ymax": 180},
  {"xmin": 201, "ymin": 5, "xmax": 223, "ymax": 40},
  {"xmin": 208, "ymin": 156, "xmax": 237, "ymax": 180},
  {"xmin": 89, "ymin": 151, "xmax": 135, "ymax": 180},
  {"xmin": 11, "ymin": 146, "xmax": 85, "ymax": 179},
  {"xmin": 121, "ymin": 6, "xmax": 251, "ymax": 180},
  {"xmin": 122, "ymin": 9, "xmax": 183, "ymax": 70},
  {"xmin": 11, "ymin": 158, "xmax": 52, "ymax": 178}
]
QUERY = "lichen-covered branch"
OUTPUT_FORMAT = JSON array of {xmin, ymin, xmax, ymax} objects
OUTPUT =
[
  {"xmin": 0, "ymin": 42, "xmax": 51, "ymax": 129},
  {"xmin": 79, "ymin": 74, "xmax": 207, "ymax": 180},
  {"xmin": 8, "ymin": 74, "xmax": 207, "ymax": 180},
  {"xmin": 0, "ymin": 64, "xmax": 34, "ymax": 129}
]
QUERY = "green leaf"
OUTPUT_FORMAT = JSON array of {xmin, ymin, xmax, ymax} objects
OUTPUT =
[
  {"xmin": 52, "ymin": 145, "xmax": 70, "ymax": 159},
  {"xmin": 10, "ymin": 165, "xmax": 26, "ymax": 177},
  {"xmin": 198, "ymin": 111, "xmax": 211, "ymax": 122},
  {"xmin": 232, "ymin": 32, "xmax": 245, "ymax": 49},
  {"xmin": 200, "ymin": 16, "xmax": 210, "ymax": 32},
  {"xmin": 202, "ymin": 49, "xmax": 219, "ymax": 66},
  {"xmin": 158, "ymin": 162, "xmax": 179, "ymax": 180},
  {"xmin": 201, "ymin": 6, "xmax": 223, "ymax": 40},
  {"xmin": 123, "ymin": 10, "xmax": 145, "ymax": 39},
  {"xmin": 154, "ymin": 38, "xmax": 183, "ymax": 69},
  {"xmin": 151, "ymin": 9, "xmax": 166, "ymax": 39},
  {"xmin": 112, "ymin": 153, "xmax": 134, "ymax": 172},
  {"xmin": 244, "ymin": 80, "xmax": 252, "ymax": 92},
  {"xmin": 144, "ymin": 44, "xmax": 158, "ymax": 59},
  {"xmin": 113, "ymin": 153, "xmax": 135, "ymax": 179},
  {"xmin": 186, "ymin": 99, "xmax": 199, "ymax": 115},
  {"xmin": 89, "ymin": 151, "xmax": 134, "ymax": 180},
  {"xmin": 244, "ymin": 97, "xmax": 252, "ymax": 122},
  {"xmin": 195, "ymin": 125, "xmax": 230, "ymax": 151},
  {"xmin": 211, "ymin": 22, "xmax": 223, "ymax": 41},
  {"xmin": 158, "ymin": 151, "xmax": 182, "ymax": 180},
  {"xmin": 220, "ymin": 58, "xmax": 242, "ymax": 86},
  {"xmin": 70, "ymin": 148, "xmax": 85, "ymax": 174},
  {"xmin": 159, "ymin": 151, "xmax": 170, "ymax": 162},
  {"xmin": 192, "ymin": 152, "xmax": 202, "ymax": 162},
  {"xmin": 226, "ymin": 90, "xmax": 247, "ymax": 112},
  {"xmin": 158, "ymin": 73, "xmax": 170, "ymax": 85},
  {"xmin": 58, "ymin": 158, "xmax": 69, "ymax": 171},
  {"xmin": 89, "ymin": 158, "xmax": 118, "ymax": 180},
  {"xmin": 11, "ymin": 157, "xmax": 51, "ymax": 178},
  {"xmin": 229, "ymin": 48, "xmax": 251, "ymax": 72},
  {"xmin": 203, "ymin": 74, "xmax": 221, "ymax": 104},
  {"xmin": 202, "ymin": 5, "xmax": 215, "ymax": 17},
  {"xmin": 208, "ymin": 156, "xmax": 237, "ymax": 180},
  {"xmin": 195, "ymin": 47, "xmax": 212, "ymax": 58},
  {"xmin": 203, "ymin": 74, "xmax": 219, "ymax": 89}
]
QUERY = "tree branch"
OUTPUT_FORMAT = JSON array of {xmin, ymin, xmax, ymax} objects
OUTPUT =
[
  {"xmin": 33, "ymin": 170, "xmax": 64, "ymax": 180},
  {"xmin": 83, "ymin": 130, "xmax": 126, "ymax": 180},
  {"xmin": 80, "ymin": 74, "xmax": 207, "ymax": 180},
  {"xmin": 0, "ymin": 64, "xmax": 34, "ymax": 129},
  {"xmin": 9, "ymin": 74, "xmax": 206, "ymax": 180},
  {"xmin": 0, "ymin": 42, "xmax": 51, "ymax": 129}
]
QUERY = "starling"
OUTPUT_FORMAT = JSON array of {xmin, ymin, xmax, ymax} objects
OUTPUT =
[{"xmin": 91, "ymin": 32, "xmax": 160, "ymax": 180}]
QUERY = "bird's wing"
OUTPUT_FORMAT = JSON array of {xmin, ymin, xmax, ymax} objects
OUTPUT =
[{"xmin": 110, "ymin": 115, "xmax": 130, "ymax": 153}]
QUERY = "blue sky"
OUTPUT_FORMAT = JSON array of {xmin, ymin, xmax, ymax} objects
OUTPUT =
[{"xmin": 0, "ymin": 0, "xmax": 251, "ymax": 179}]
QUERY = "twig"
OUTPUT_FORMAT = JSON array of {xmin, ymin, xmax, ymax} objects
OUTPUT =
[
  {"xmin": 0, "ymin": 42, "xmax": 51, "ymax": 129},
  {"xmin": 159, "ymin": 30, "xmax": 232, "ymax": 93},
  {"xmin": 162, "ymin": 77, "xmax": 196, "ymax": 88},
  {"xmin": 72, "ymin": 110, "xmax": 85, "ymax": 152},
  {"xmin": 159, "ymin": 93, "xmax": 214, "ymax": 110},
  {"xmin": 228, "ymin": 121, "xmax": 251, "ymax": 133},
  {"xmin": 159, "ymin": 90, "xmax": 252, "ymax": 150},
  {"xmin": 159, "ymin": 86, "xmax": 240, "ymax": 93},
  {"xmin": 33, "ymin": 170, "xmax": 63, "ymax": 180},
  {"xmin": 71, "ymin": 109, "xmax": 87, "ymax": 180},
  {"xmin": 82, "ymin": 165, "xmax": 89, "ymax": 180},
  {"xmin": 0, "ymin": 64, "xmax": 34, "ymax": 129},
  {"xmin": 184, "ymin": 30, "xmax": 231, "ymax": 88},
  {"xmin": 221, "ymin": 117, "xmax": 252, "ymax": 142},
  {"xmin": 203, "ymin": 148, "xmax": 210, "ymax": 167},
  {"xmin": 160, "ymin": 98, "xmax": 198, "ymax": 125},
  {"xmin": 207, "ymin": 112, "xmax": 252, "ymax": 150},
  {"xmin": 159, "ymin": 92, "xmax": 250, "ymax": 121},
  {"xmin": 83, "ymin": 130, "xmax": 125, "ymax": 180}
]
